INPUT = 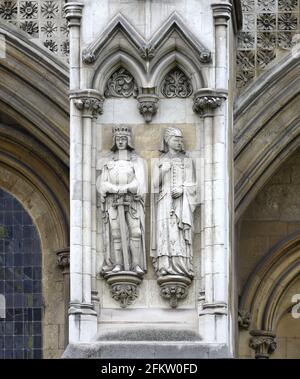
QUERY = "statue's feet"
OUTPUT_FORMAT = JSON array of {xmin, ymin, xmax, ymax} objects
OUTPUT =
[
  {"xmin": 112, "ymin": 264, "xmax": 123, "ymax": 273},
  {"xmin": 133, "ymin": 265, "xmax": 144, "ymax": 276},
  {"xmin": 102, "ymin": 265, "xmax": 112, "ymax": 273},
  {"xmin": 159, "ymin": 268, "xmax": 168, "ymax": 276}
]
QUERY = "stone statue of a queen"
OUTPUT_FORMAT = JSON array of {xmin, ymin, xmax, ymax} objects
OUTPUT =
[{"xmin": 151, "ymin": 127, "xmax": 197, "ymax": 279}]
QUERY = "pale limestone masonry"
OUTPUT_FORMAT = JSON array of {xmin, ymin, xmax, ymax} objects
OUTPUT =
[{"xmin": 64, "ymin": 0, "xmax": 241, "ymax": 359}]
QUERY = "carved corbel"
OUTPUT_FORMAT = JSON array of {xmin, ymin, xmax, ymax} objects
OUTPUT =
[
  {"xmin": 249, "ymin": 330, "xmax": 277, "ymax": 359},
  {"xmin": 238, "ymin": 309, "xmax": 251, "ymax": 330},
  {"xmin": 137, "ymin": 93, "xmax": 159, "ymax": 123},
  {"xmin": 70, "ymin": 89, "xmax": 104, "ymax": 118},
  {"xmin": 193, "ymin": 89, "xmax": 227, "ymax": 117},
  {"xmin": 158, "ymin": 276, "xmax": 191, "ymax": 308},
  {"xmin": 56, "ymin": 248, "xmax": 70, "ymax": 275}
]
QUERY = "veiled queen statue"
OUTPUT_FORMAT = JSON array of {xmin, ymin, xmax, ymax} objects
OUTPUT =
[
  {"xmin": 151, "ymin": 127, "xmax": 197, "ymax": 307},
  {"xmin": 96, "ymin": 126, "xmax": 147, "ymax": 284}
]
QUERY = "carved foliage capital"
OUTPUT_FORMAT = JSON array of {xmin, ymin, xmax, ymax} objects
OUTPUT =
[
  {"xmin": 193, "ymin": 89, "xmax": 227, "ymax": 117},
  {"xmin": 137, "ymin": 94, "xmax": 159, "ymax": 123},
  {"xmin": 70, "ymin": 90, "xmax": 104, "ymax": 117},
  {"xmin": 249, "ymin": 330, "xmax": 277, "ymax": 359}
]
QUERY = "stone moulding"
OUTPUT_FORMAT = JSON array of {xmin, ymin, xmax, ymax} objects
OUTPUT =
[
  {"xmin": 82, "ymin": 12, "xmax": 211, "ymax": 64},
  {"xmin": 157, "ymin": 275, "xmax": 192, "ymax": 308},
  {"xmin": 103, "ymin": 272, "xmax": 143, "ymax": 308}
]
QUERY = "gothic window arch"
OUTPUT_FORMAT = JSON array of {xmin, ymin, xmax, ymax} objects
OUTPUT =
[{"xmin": 0, "ymin": 188, "xmax": 42, "ymax": 359}]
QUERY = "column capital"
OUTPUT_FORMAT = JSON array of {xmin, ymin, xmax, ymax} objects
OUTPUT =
[
  {"xmin": 193, "ymin": 88, "xmax": 227, "ymax": 117},
  {"xmin": 56, "ymin": 247, "xmax": 70, "ymax": 274},
  {"xmin": 64, "ymin": 2, "xmax": 84, "ymax": 27},
  {"xmin": 211, "ymin": 2, "xmax": 232, "ymax": 25},
  {"xmin": 249, "ymin": 330, "xmax": 277, "ymax": 359},
  {"xmin": 70, "ymin": 89, "xmax": 104, "ymax": 118}
]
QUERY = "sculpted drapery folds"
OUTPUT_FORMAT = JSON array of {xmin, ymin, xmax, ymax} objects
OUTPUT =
[
  {"xmin": 96, "ymin": 126, "xmax": 147, "ymax": 276},
  {"xmin": 151, "ymin": 127, "xmax": 197, "ymax": 279}
]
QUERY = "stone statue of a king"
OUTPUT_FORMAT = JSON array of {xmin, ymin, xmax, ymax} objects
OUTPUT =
[
  {"xmin": 97, "ymin": 126, "xmax": 147, "ymax": 276},
  {"xmin": 151, "ymin": 127, "xmax": 197, "ymax": 279}
]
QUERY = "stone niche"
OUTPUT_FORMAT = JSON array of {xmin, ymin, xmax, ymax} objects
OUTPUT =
[{"xmin": 94, "ymin": 117, "xmax": 203, "ymax": 349}]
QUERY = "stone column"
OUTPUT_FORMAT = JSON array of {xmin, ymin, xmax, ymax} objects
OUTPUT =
[
  {"xmin": 193, "ymin": 89, "xmax": 228, "ymax": 344},
  {"xmin": 65, "ymin": 2, "xmax": 84, "ymax": 91},
  {"xmin": 64, "ymin": 2, "xmax": 86, "ymax": 343},
  {"xmin": 56, "ymin": 248, "xmax": 70, "ymax": 347},
  {"xmin": 68, "ymin": 89, "xmax": 104, "ymax": 342},
  {"xmin": 249, "ymin": 330, "xmax": 277, "ymax": 359},
  {"xmin": 91, "ymin": 115, "xmax": 99, "ymax": 308},
  {"xmin": 212, "ymin": 2, "xmax": 232, "ymax": 90}
]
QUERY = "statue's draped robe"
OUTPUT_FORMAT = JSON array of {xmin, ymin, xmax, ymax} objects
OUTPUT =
[
  {"xmin": 151, "ymin": 153, "xmax": 197, "ymax": 277},
  {"xmin": 97, "ymin": 151, "xmax": 147, "ymax": 271}
]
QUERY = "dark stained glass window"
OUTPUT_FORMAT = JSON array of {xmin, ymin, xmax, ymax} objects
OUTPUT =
[{"xmin": 0, "ymin": 189, "xmax": 42, "ymax": 359}]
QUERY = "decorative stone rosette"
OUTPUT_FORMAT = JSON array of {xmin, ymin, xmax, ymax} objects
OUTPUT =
[{"xmin": 157, "ymin": 275, "xmax": 192, "ymax": 308}]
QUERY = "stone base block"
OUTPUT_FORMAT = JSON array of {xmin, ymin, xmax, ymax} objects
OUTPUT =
[{"xmin": 62, "ymin": 342, "xmax": 232, "ymax": 359}]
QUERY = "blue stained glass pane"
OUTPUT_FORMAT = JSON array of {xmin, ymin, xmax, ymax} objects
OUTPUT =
[{"xmin": 0, "ymin": 189, "xmax": 42, "ymax": 359}]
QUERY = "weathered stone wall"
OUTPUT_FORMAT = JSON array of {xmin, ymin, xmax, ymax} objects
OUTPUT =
[
  {"xmin": 237, "ymin": 147, "xmax": 300, "ymax": 291},
  {"xmin": 237, "ymin": 147, "xmax": 300, "ymax": 358}
]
